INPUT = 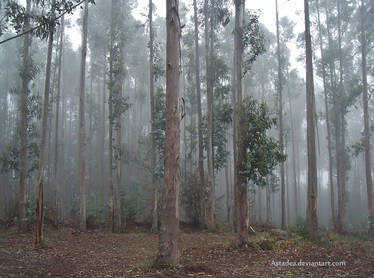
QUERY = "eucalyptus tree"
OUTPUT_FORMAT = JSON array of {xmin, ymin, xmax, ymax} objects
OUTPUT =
[
  {"xmin": 18, "ymin": 0, "xmax": 32, "ymax": 232},
  {"xmin": 359, "ymin": 0, "xmax": 374, "ymax": 236},
  {"xmin": 193, "ymin": 0, "xmax": 205, "ymax": 228},
  {"xmin": 304, "ymin": 0, "xmax": 318, "ymax": 240},
  {"xmin": 156, "ymin": 0, "xmax": 181, "ymax": 265},
  {"xmin": 77, "ymin": 0, "xmax": 89, "ymax": 232},
  {"xmin": 148, "ymin": 0, "xmax": 158, "ymax": 233},
  {"xmin": 52, "ymin": 15, "xmax": 65, "ymax": 228},
  {"xmin": 234, "ymin": 0, "xmax": 266, "ymax": 245},
  {"xmin": 35, "ymin": 0, "xmax": 57, "ymax": 243}
]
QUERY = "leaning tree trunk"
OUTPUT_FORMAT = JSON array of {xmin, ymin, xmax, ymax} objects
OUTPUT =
[
  {"xmin": 19, "ymin": 0, "xmax": 31, "ymax": 233},
  {"xmin": 275, "ymin": 0, "xmax": 286, "ymax": 230},
  {"xmin": 78, "ymin": 0, "xmax": 89, "ymax": 232},
  {"xmin": 36, "ymin": 0, "xmax": 56, "ymax": 244},
  {"xmin": 193, "ymin": 0, "xmax": 205, "ymax": 229},
  {"xmin": 156, "ymin": 0, "xmax": 181, "ymax": 266},
  {"xmin": 360, "ymin": 0, "xmax": 374, "ymax": 236},
  {"xmin": 234, "ymin": 0, "xmax": 249, "ymax": 247},
  {"xmin": 304, "ymin": 0, "xmax": 318, "ymax": 241}
]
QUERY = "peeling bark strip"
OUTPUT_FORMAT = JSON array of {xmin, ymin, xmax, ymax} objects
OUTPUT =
[{"xmin": 156, "ymin": 0, "xmax": 181, "ymax": 265}]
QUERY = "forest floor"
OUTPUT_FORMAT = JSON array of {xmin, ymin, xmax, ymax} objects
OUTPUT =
[{"xmin": 0, "ymin": 222, "xmax": 373, "ymax": 277}]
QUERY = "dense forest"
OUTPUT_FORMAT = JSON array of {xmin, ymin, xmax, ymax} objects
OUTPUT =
[{"xmin": 0, "ymin": 0, "xmax": 374, "ymax": 276}]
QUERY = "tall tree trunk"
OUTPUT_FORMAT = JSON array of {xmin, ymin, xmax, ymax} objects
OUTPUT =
[
  {"xmin": 316, "ymin": 0, "xmax": 335, "ymax": 227},
  {"xmin": 234, "ymin": 0, "xmax": 249, "ymax": 247},
  {"xmin": 100, "ymin": 63, "xmax": 106, "ymax": 220},
  {"xmin": 18, "ymin": 0, "xmax": 31, "ymax": 232},
  {"xmin": 225, "ymin": 143, "xmax": 231, "ymax": 223},
  {"xmin": 149, "ymin": 0, "xmax": 158, "ymax": 233},
  {"xmin": 336, "ymin": 0, "xmax": 346, "ymax": 233},
  {"xmin": 286, "ymin": 76, "xmax": 298, "ymax": 221},
  {"xmin": 78, "ymin": 0, "xmax": 89, "ymax": 232},
  {"xmin": 108, "ymin": 0, "xmax": 115, "ymax": 233},
  {"xmin": 193, "ymin": 0, "xmax": 205, "ymax": 229},
  {"xmin": 52, "ymin": 15, "xmax": 65, "ymax": 228},
  {"xmin": 275, "ymin": 0, "xmax": 286, "ymax": 230},
  {"xmin": 360, "ymin": 0, "xmax": 374, "ymax": 236},
  {"xmin": 304, "ymin": 0, "xmax": 318, "ymax": 241},
  {"xmin": 36, "ymin": 0, "xmax": 56, "ymax": 244},
  {"xmin": 266, "ymin": 176, "xmax": 271, "ymax": 224},
  {"xmin": 204, "ymin": 0, "xmax": 215, "ymax": 230},
  {"xmin": 156, "ymin": 0, "xmax": 181, "ymax": 265}
]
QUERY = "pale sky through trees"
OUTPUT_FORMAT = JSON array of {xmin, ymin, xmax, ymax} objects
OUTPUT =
[{"xmin": 67, "ymin": 0, "xmax": 305, "ymax": 72}]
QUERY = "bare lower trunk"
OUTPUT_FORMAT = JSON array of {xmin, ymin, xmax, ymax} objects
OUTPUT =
[
  {"xmin": 266, "ymin": 176, "xmax": 271, "ymax": 224},
  {"xmin": 156, "ymin": 0, "xmax": 181, "ymax": 265}
]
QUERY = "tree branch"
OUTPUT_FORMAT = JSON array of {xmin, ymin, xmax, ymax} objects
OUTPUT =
[{"xmin": 0, "ymin": 0, "xmax": 86, "ymax": 45}]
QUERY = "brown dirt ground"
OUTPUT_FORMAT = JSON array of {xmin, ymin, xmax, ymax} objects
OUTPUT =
[{"xmin": 0, "ymin": 224, "xmax": 373, "ymax": 278}]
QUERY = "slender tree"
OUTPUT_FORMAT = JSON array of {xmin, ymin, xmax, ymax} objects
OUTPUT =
[
  {"xmin": 316, "ymin": 0, "xmax": 335, "ymax": 227},
  {"xmin": 193, "ymin": 0, "xmax": 205, "ymax": 229},
  {"xmin": 275, "ymin": 0, "xmax": 286, "ymax": 230},
  {"xmin": 18, "ymin": 0, "xmax": 31, "ymax": 232},
  {"xmin": 78, "ymin": 0, "xmax": 89, "ymax": 232},
  {"xmin": 204, "ymin": 0, "xmax": 216, "ymax": 230},
  {"xmin": 149, "ymin": 0, "xmax": 158, "ymax": 233},
  {"xmin": 234, "ymin": 0, "xmax": 249, "ymax": 246},
  {"xmin": 304, "ymin": 0, "xmax": 318, "ymax": 240},
  {"xmin": 36, "ymin": 0, "xmax": 56, "ymax": 244},
  {"xmin": 52, "ymin": 15, "xmax": 65, "ymax": 228},
  {"xmin": 360, "ymin": 0, "xmax": 374, "ymax": 236},
  {"xmin": 156, "ymin": 0, "xmax": 181, "ymax": 265}
]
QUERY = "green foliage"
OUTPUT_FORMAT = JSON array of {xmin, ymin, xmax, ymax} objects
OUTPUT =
[
  {"xmin": 22, "ymin": 197, "xmax": 37, "ymax": 225},
  {"xmin": 121, "ymin": 186, "xmax": 142, "ymax": 223},
  {"xmin": 181, "ymin": 172, "xmax": 201, "ymax": 226},
  {"xmin": 153, "ymin": 88, "xmax": 166, "ymax": 178},
  {"xmin": 239, "ymin": 97, "xmax": 286, "ymax": 187},
  {"xmin": 241, "ymin": 12, "xmax": 266, "ymax": 74},
  {"xmin": 1, "ymin": 0, "xmax": 96, "ymax": 40}
]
